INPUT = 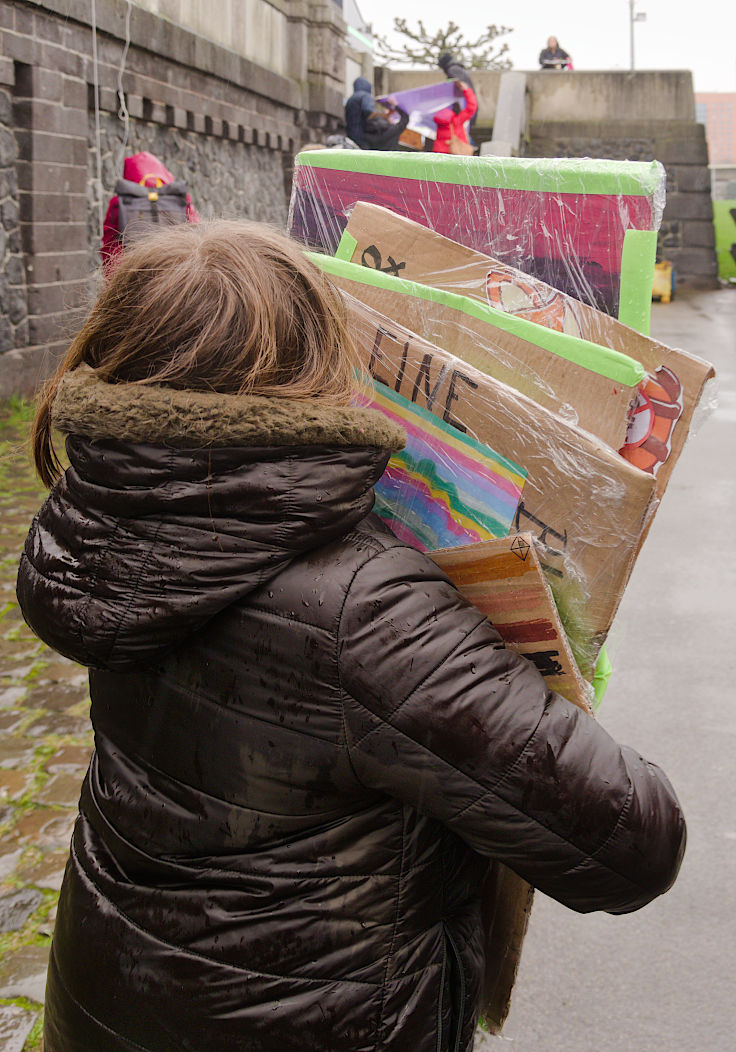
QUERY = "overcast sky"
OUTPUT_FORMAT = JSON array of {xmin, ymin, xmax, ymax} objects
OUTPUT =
[{"xmin": 363, "ymin": 0, "xmax": 736, "ymax": 94}]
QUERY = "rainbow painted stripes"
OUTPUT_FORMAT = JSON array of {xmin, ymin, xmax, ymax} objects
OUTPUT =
[{"xmin": 356, "ymin": 383, "xmax": 526, "ymax": 551}]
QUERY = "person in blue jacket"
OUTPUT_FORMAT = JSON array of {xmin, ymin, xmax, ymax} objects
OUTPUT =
[{"xmin": 344, "ymin": 76, "xmax": 375, "ymax": 147}]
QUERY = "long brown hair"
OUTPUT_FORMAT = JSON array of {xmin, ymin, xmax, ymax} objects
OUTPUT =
[{"xmin": 32, "ymin": 219, "xmax": 359, "ymax": 486}]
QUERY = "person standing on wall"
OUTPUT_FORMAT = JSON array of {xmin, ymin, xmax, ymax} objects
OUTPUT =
[
  {"xmin": 539, "ymin": 36, "xmax": 572, "ymax": 69},
  {"xmin": 438, "ymin": 51, "xmax": 478, "ymax": 134},
  {"xmin": 361, "ymin": 98, "xmax": 410, "ymax": 151}
]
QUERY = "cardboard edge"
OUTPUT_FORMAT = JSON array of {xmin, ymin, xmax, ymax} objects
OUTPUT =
[
  {"xmin": 313, "ymin": 252, "xmax": 646, "ymax": 387},
  {"xmin": 335, "ymin": 230, "xmax": 357, "ymax": 262},
  {"xmin": 338, "ymin": 204, "xmax": 716, "ymax": 509},
  {"xmin": 479, "ymin": 863, "xmax": 535, "ymax": 1034},
  {"xmin": 430, "ymin": 535, "xmax": 594, "ymax": 715}
]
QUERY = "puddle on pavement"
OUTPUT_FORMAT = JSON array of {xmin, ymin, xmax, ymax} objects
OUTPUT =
[
  {"xmin": 0, "ymin": 687, "xmax": 27, "ymax": 710},
  {"xmin": 1, "ymin": 662, "xmax": 36, "ymax": 681},
  {"xmin": 9, "ymin": 808, "xmax": 75, "ymax": 852},
  {"xmin": 0, "ymin": 770, "xmax": 33, "ymax": 802},
  {"xmin": 0, "ymin": 738, "xmax": 36, "ymax": 770},
  {"xmin": 26, "ymin": 712, "xmax": 91, "ymax": 739},
  {"xmin": 0, "ymin": 847, "xmax": 23, "ymax": 882},
  {"xmin": 23, "ymin": 680, "xmax": 89, "ymax": 715},
  {"xmin": 0, "ymin": 712, "xmax": 25, "ymax": 734},
  {"xmin": 44, "ymin": 745, "xmax": 91, "ymax": 775},
  {"xmin": 0, "ymin": 640, "xmax": 40, "ymax": 666},
  {"xmin": 18, "ymin": 851, "xmax": 68, "ymax": 892}
]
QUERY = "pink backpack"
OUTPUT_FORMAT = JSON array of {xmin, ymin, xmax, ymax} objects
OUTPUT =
[{"xmin": 101, "ymin": 151, "xmax": 200, "ymax": 270}]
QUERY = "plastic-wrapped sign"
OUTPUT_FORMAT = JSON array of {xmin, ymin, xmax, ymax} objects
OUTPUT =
[
  {"xmin": 376, "ymin": 80, "xmax": 461, "ymax": 138},
  {"xmin": 339, "ymin": 201, "xmax": 715, "ymax": 503},
  {"xmin": 288, "ymin": 150, "xmax": 665, "ymax": 319},
  {"xmin": 334, "ymin": 284, "xmax": 658, "ymax": 678},
  {"xmin": 315, "ymin": 251, "xmax": 645, "ymax": 452}
]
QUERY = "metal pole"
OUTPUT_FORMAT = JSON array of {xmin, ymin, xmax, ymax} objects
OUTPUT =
[{"xmin": 630, "ymin": 0, "xmax": 635, "ymax": 70}]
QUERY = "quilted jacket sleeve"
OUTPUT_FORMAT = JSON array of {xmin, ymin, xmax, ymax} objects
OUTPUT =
[{"xmin": 338, "ymin": 544, "xmax": 686, "ymax": 915}]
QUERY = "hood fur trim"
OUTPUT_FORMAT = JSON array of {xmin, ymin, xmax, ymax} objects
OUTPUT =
[{"xmin": 53, "ymin": 365, "xmax": 406, "ymax": 452}]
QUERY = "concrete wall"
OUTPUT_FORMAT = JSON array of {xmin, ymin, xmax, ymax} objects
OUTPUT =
[
  {"xmin": 712, "ymin": 165, "xmax": 736, "ymax": 200},
  {"xmin": 133, "ymin": 0, "xmax": 290, "ymax": 77},
  {"xmin": 527, "ymin": 70, "xmax": 695, "ymax": 122},
  {"xmin": 0, "ymin": 0, "xmax": 348, "ymax": 399},
  {"xmin": 378, "ymin": 69, "xmax": 696, "ymax": 126},
  {"xmin": 378, "ymin": 68, "xmax": 717, "ymax": 289},
  {"xmin": 375, "ymin": 67, "xmax": 502, "ymax": 126}
]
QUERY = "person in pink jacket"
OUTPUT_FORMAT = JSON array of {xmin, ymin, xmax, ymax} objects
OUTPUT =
[{"xmin": 432, "ymin": 81, "xmax": 478, "ymax": 154}]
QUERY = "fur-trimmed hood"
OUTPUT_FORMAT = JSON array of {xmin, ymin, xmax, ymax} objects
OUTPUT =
[
  {"xmin": 51, "ymin": 365, "xmax": 405, "ymax": 452},
  {"xmin": 17, "ymin": 367, "xmax": 405, "ymax": 671}
]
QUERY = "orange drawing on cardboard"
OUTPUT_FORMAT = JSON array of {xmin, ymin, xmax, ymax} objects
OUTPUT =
[
  {"xmin": 620, "ymin": 366, "xmax": 683, "ymax": 474},
  {"xmin": 485, "ymin": 268, "xmax": 584, "ymax": 338}
]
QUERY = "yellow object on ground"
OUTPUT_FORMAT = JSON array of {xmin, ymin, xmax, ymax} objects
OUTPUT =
[{"xmin": 652, "ymin": 260, "xmax": 674, "ymax": 303}]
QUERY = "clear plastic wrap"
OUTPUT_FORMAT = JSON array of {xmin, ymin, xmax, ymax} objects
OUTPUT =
[
  {"xmin": 330, "ymin": 281, "xmax": 659, "ymax": 681},
  {"xmin": 315, "ymin": 251, "xmax": 646, "ymax": 451},
  {"xmin": 288, "ymin": 150, "xmax": 667, "ymax": 319},
  {"xmin": 333, "ymin": 201, "xmax": 716, "ymax": 511},
  {"xmin": 294, "ymin": 160, "xmax": 714, "ymax": 685}
]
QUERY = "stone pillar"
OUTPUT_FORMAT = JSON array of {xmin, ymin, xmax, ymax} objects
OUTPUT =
[
  {"xmin": 0, "ymin": 55, "xmax": 26, "ymax": 364},
  {"xmin": 305, "ymin": 1, "xmax": 346, "ymax": 134},
  {"xmin": 284, "ymin": 0, "xmax": 346, "ymax": 142},
  {"xmin": 5, "ymin": 7, "xmax": 90, "ymax": 394}
]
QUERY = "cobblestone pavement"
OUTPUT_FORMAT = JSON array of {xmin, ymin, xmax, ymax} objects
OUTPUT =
[{"xmin": 0, "ymin": 402, "xmax": 93, "ymax": 1051}]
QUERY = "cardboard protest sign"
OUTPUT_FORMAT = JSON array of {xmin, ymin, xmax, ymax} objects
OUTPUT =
[
  {"xmin": 288, "ymin": 150, "xmax": 665, "ymax": 319},
  {"xmin": 338, "ymin": 202, "xmax": 716, "ymax": 500},
  {"xmin": 335, "ymin": 286, "xmax": 657, "ymax": 678},
  {"xmin": 478, "ymin": 858, "xmax": 535, "ymax": 1033},
  {"xmin": 430, "ymin": 535, "xmax": 593, "ymax": 714},
  {"xmin": 355, "ymin": 385, "xmax": 527, "ymax": 550},
  {"xmin": 314, "ymin": 253, "xmax": 645, "ymax": 452}
]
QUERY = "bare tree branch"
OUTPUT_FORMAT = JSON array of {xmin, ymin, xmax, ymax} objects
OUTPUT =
[{"xmin": 374, "ymin": 19, "xmax": 513, "ymax": 71}]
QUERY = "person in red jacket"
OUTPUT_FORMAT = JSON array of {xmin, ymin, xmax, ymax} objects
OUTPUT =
[{"xmin": 432, "ymin": 80, "xmax": 478, "ymax": 154}]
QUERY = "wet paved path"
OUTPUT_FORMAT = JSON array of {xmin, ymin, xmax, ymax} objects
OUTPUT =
[{"xmin": 478, "ymin": 286, "xmax": 736, "ymax": 1051}]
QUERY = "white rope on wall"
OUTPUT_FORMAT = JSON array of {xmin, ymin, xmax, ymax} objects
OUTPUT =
[
  {"xmin": 90, "ymin": 0, "xmax": 133, "ymax": 237},
  {"xmin": 90, "ymin": 0, "xmax": 104, "ymax": 236},
  {"xmin": 116, "ymin": 0, "xmax": 133, "ymax": 171}
]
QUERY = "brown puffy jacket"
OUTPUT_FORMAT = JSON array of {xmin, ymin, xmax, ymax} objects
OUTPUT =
[{"xmin": 17, "ymin": 368, "xmax": 685, "ymax": 1052}]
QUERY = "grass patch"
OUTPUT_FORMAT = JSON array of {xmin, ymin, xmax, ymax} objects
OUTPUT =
[
  {"xmin": 0, "ymin": 397, "xmax": 35, "ymax": 431},
  {"xmin": 23, "ymin": 1011, "xmax": 44, "ymax": 1049}
]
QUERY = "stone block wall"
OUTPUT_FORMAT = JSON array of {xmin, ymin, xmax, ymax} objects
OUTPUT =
[
  {"xmin": 0, "ymin": 0, "xmax": 347, "ymax": 399},
  {"xmin": 132, "ymin": 0, "xmax": 292, "ymax": 78},
  {"xmin": 0, "ymin": 73, "xmax": 27, "ymax": 359},
  {"xmin": 86, "ymin": 112, "xmax": 290, "ymax": 277}
]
